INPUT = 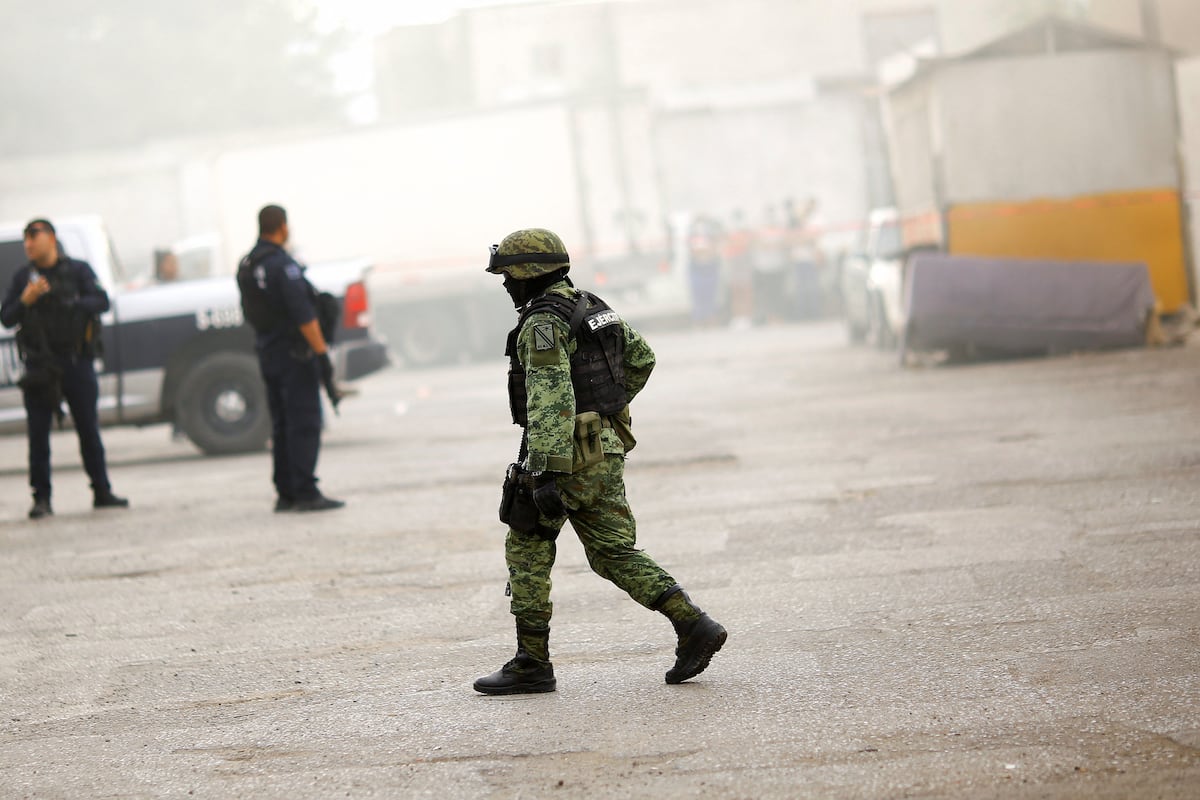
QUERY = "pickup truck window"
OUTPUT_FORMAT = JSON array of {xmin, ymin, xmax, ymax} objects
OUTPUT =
[
  {"xmin": 57, "ymin": 229, "xmax": 89, "ymax": 269},
  {"xmin": 0, "ymin": 239, "xmax": 25, "ymax": 290},
  {"xmin": 105, "ymin": 235, "xmax": 125, "ymax": 284}
]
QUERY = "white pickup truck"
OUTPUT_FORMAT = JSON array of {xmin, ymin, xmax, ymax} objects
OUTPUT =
[{"xmin": 0, "ymin": 216, "xmax": 389, "ymax": 454}]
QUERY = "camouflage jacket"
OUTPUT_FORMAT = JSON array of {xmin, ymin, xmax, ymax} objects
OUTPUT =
[{"xmin": 517, "ymin": 281, "xmax": 655, "ymax": 473}]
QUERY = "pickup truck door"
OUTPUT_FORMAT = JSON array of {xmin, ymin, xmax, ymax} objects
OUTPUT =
[{"xmin": 0, "ymin": 239, "xmax": 28, "ymax": 426}]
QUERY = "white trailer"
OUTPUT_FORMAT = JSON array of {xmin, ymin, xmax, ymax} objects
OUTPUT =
[{"xmin": 184, "ymin": 100, "xmax": 679, "ymax": 366}]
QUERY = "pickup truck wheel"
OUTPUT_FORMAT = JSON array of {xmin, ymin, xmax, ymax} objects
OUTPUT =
[
  {"xmin": 866, "ymin": 292, "xmax": 886, "ymax": 349},
  {"xmin": 846, "ymin": 317, "xmax": 868, "ymax": 344},
  {"xmin": 176, "ymin": 352, "xmax": 270, "ymax": 455},
  {"xmin": 395, "ymin": 307, "xmax": 461, "ymax": 367}
]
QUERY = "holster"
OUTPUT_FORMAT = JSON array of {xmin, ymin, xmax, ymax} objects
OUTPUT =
[
  {"xmin": 499, "ymin": 462, "xmax": 540, "ymax": 534},
  {"xmin": 17, "ymin": 358, "xmax": 65, "ymax": 424}
]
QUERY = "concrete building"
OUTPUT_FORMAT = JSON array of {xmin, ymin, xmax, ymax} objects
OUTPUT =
[
  {"xmin": 1082, "ymin": 0, "xmax": 1200, "ymax": 53},
  {"xmin": 861, "ymin": 0, "xmax": 1200, "ymax": 56},
  {"xmin": 4, "ymin": 0, "xmax": 1192, "ymax": 282},
  {"xmin": 371, "ymin": 0, "xmax": 1197, "ymax": 245},
  {"xmin": 374, "ymin": 0, "xmax": 888, "ymax": 242}
]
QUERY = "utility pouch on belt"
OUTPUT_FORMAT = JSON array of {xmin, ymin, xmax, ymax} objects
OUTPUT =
[
  {"xmin": 499, "ymin": 463, "xmax": 540, "ymax": 533},
  {"xmin": 610, "ymin": 405, "xmax": 636, "ymax": 452},
  {"xmin": 572, "ymin": 411, "xmax": 606, "ymax": 471}
]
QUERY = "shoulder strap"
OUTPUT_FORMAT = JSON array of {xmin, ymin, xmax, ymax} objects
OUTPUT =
[
  {"xmin": 520, "ymin": 290, "xmax": 617, "ymax": 341},
  {"xmin": 567, "ymin": 291, "xmax": 591, "ymax": 337},
  {"xmin": 518, "ymin": 292, "xmax": 577, "ymax": 329}
]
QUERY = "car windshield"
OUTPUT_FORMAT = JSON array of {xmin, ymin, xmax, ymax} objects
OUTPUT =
[
  {"xmin": 0, "ymin": 238, "xmax": 25, "ymax": 290},
  {"xmin": 105, "ymin": 235, "xmax": 125, "ymax": 284}
]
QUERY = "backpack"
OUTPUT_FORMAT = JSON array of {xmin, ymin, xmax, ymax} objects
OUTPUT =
[{"xmin": 311, "ymin": 287, "xmax": 340, "ymax": 345}]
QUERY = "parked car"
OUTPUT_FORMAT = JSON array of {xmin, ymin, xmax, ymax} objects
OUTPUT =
[
  {"xmin": 839, "ymin": 208, "xmax": 907, "ymax": 349},
  {"xmin": 0, "ymin": 215, "xmax": 389, "ymax": 454}
]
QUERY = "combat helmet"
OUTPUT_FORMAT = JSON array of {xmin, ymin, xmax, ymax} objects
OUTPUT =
[{"xmin": 487, "ymin": 228, "xmax": 570, "ymax": 279}]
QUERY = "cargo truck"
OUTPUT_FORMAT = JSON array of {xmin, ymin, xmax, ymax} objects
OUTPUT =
[{"xmin": 174, "ymin": 101, "xmax": 685, "ymax": 367}]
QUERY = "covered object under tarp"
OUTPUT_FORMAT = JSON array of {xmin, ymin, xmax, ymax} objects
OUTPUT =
[{"xmin": 902, "ymin": 253, "xmax": 1155, "ymax": 358}]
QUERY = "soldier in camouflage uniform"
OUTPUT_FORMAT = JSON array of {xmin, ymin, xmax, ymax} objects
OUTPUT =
[{"xmin": 474, "ymin": 228, "xmax": 727, "ymax": 695}]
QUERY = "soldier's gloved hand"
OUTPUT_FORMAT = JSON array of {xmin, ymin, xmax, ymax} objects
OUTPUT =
[{"xmin": 531, "ymin": 472, "xmax": 567, "ymax": 518}]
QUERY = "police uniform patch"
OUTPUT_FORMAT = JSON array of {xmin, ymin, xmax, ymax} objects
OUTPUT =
[
  {"xmin": 533, "ymin": 323, "xmax": 556, "ymax": 351},
  {"xmin": 285, "ymin": 264, "xmax": 303, "ymax": 280}
]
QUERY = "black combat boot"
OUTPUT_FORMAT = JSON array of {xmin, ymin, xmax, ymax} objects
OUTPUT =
[
  {"xmin": 473, "ymin": 626, "xmax": 556, "ymax": 695},
  {"xmin": 93, "ymin": 491, "xmax": 129, "ymax": 510},
  {"xmin": 29, "ymin": 496, "xmax": 53, "ymax": 519},
  {"xmin": 654, "ymin": 585, "xmax": 727, "ymax": 684}
]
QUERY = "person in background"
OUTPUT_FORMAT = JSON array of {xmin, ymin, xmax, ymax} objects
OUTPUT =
[
  {"xmin": 155, "ymin": 251, "xmax": 180, "ymax": 282},
  {"xmin": 685, "ymin": 214, "xmax": 725, "ymax": 326},
  {"xmin": 785, "ymin": 196, "xmax": 825, "ymax": 319},
  {"xmin": 236, "ymin": 205, "xmax": 344, "ymax": 513},
  {"xmin": 723, "ymin": 208, "xmax": 754, "ymax": 329},
  {"xmin": 750, "ymin": 205, "xmax": 790, "ymax": 324},
  {"xmin": 0, "ymin": 218, "xmax": 129, "ymax": 519}
]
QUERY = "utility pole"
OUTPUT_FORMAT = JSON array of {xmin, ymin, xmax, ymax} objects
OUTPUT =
[
  {"xmin": 1139, "ymin": 0, "xmax": 1161, "ymax": 44},
  {"xmin": 601, "ymin": 1, "xmax": 639, "ymax": 255}
]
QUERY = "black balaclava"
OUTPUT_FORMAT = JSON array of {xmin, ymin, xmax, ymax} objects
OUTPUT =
[{"xmin": 503, "ymin": 268, "xmax": 571, "ymax": 309}]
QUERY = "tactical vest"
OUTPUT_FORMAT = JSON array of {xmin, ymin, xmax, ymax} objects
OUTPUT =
[
  {"xmin": 237, "ymin": 249, "xmax": 337, "ymax": 343},
  {"xmin": 236, "ymin": 252, "xmax": 290, "ymax": 335},
  {"xmin": 506, "ymin": 289, "xmax": 628, "ymax": 427},
  {"xmin": 17, "ymin": 261, "xmax": 99, "ymax": 359}
]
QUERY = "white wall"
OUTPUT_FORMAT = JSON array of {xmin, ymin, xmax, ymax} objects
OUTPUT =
[
  {"xmin": 569, "ymin": 97, "xmax": 666, "ymax": 257},
  {"xmin": 1088, "ymin": 0, "xmax": 1200, "ymax": 53},
  {"xmin": 883, "ymin": 79, "xmax": 939, "ymax": 215},
  {"xmin": 652, "ymin": 95, "xmax": 869, "ymax": 235},
  {"xmin": 0, "ymin": 104, "xmax": 652, "ymax": 280},
  {"xmin": 614, "ymin": 0, "xmax": 866, "ymax": 89},
  {"xmin": 205, "ymin": 106, "xmax": 591, "ymax": 271},
  {"xmin": 461, "ymin": 0, "xmax": 868, "ymax": 108},
  {"xmin": 0, "ymin": 147, "xmax": 186, "ymax": 280}
]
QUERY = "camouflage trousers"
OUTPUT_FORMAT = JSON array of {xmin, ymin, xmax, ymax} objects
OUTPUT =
[{"xmin": 505, "ymin": 454, "xmax": 677, "ymax": 632}]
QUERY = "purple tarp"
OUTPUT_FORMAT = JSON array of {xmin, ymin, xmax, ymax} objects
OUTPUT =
[{"xmin": 903, "ymin": 253, "xmax": 1155, "ymax": 357}]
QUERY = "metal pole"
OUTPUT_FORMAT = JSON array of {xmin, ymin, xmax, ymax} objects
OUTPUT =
[
  {"xmin": 1139, "ymin": 0, "xmax": 1161, "ymax": 45},
  {"xmin": 602, "ymin": 1, "xmax": 638, "ymax": 254}
]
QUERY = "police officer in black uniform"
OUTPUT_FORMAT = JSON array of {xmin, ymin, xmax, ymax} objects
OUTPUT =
[
  {"xmin": 236, "ymin": 205, "xmax": 344, "ymax": 513},
  {"xmin": 0, "ymin": 218, "xmax": 129, "ymax": 519}
]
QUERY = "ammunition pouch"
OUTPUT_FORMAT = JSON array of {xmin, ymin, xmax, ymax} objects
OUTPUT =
[
  {"xmin": 572, "ymin": 411, "xmax": 606, "ymax": 471},
  {"xmin": 568, "ymin": 406, "xmax": 638, "ymax": 471},
  {"xmin": 610, "ymin": 405, "xmax": 637, "ymax": 452}
]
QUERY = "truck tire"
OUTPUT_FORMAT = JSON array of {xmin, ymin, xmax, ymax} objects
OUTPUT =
[
  {"xmin": 846, "ymin": 316, "xmax": 868, "ymax": 344},
  {"xmin": 395, "ymin": 306, "xmax": 461, "ymax": 367},
  {"xmin": 176, "ymin": 352, "xmax": 270, "ymax": 455},
  {"xmin": 866, "ymin": 292, "xmax": 887, "ymax": 349}
]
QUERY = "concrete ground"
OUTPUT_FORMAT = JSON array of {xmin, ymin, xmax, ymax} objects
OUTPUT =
[{"xmin": 1, "ymin": 321, "xmax": 1198, "ymax": 799}]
